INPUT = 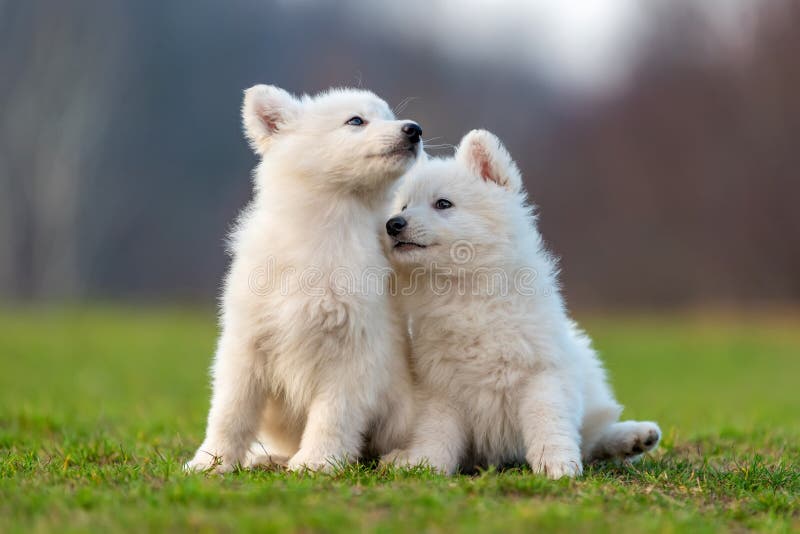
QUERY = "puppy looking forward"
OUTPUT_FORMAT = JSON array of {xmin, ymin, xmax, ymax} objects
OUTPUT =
[{"xmin": 383, "ymin": 130, "xmax": 660, "ymax": 478}]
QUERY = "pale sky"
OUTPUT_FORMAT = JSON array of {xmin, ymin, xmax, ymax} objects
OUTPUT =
[{"xmin": 294, "ymin": 0, "xmax": 757, "ymax": 96}]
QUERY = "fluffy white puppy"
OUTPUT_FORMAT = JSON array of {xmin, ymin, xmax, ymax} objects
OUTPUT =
[
  {"xmin": 383, "ymin": 130, "xmax": 660, "ymax": 478},
  {"xmin": 186, "ymin": 85, "xmax": 422, "ymax": 473}
]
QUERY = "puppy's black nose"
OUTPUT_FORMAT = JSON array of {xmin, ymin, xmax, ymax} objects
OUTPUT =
[
  {"xmin": 401, "ymin": 122, "xmax": 422, "ymax": 144},
  {"xmin": 386, "ymin": 216, "xmax": 407, "ymax": 237}
]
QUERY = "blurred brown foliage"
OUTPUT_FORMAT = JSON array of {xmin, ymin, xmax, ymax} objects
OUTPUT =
[{"xmin": 530, "ymin": 1, "xmax": 800, "ymax": 308}]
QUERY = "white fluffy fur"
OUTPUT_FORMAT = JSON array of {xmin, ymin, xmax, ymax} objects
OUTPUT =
[
  {"xmin": 186, "ymin": 85, "xmax": 421, "ymax": 473},
  {"xmin": 383, "ymin": 130, "xmax": 661, "ymax": 478}
]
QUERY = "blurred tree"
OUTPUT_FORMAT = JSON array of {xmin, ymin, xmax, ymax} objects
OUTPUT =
[{"xmin": 0, "ymin": 1, "xmax": 124, "ymax": 298}]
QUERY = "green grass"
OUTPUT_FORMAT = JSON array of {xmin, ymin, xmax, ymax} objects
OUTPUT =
[{"xmin": 1, "ymin": 307, "xmax": 798, "ymax": 532}]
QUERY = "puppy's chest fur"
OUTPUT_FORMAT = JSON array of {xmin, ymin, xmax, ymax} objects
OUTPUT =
[
  {"xmin": 410, "ymin": 297, "xmax": 547, "ymax": 463},
  {"xmin": 228, "ymin": 198, "xmax": 400, "ymax": 400},
  {"xmin": 413, "ymin": 297, "xmax": 539, "ymax": 383}
]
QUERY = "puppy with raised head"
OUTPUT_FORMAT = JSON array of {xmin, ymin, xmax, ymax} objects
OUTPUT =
[
  {"xmin": 186, "ymin": 85, "xmax": 421, "ymax": 473},
  {"xmin": 383, "ymin": 130, "xmax": 660, "ymax": 478}
]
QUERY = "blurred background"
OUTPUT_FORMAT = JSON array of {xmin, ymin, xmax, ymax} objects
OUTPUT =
[
  {"xmin": 2, "ymin": 3, "xmax": 800, "ymax": 500},
  {"xmin": 1, "ymin": 0, "xmax": 799, "ymax": 310}
]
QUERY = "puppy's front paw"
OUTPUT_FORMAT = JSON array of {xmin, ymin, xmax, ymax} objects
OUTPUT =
[
  {"xmin": 528, "ymin": 449, "xmax": 583, "ymax": 479},
  {"xmin": 184, "ymin": 448, "xmax": 237, "ymax": 474},
  {"xmin": 245, "ymin": 453, "xmax": 290, "ymax": 469},
  {"xmin": 287, "ymin": 450, "xmax": 342, "ymax": 473}
]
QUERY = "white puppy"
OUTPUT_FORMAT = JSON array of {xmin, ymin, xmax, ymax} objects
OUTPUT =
[
  {"xmin": 186, "ymin": 85, "xmax": 421, "ymax": 473},
  {"xmin": 383, "ymin": 130, "xmax": 660, "ymax": 478}
]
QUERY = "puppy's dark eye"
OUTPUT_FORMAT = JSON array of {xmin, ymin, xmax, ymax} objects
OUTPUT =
[
  {"xmin": 401, "ymin": 205, "xmax": 407, "ymax": 211},
  {"xmin": 434, "ymin": 198, "xmax": 453, "ymax": 210},
  {"xmin": 346, "ymin": 116, "xmax": 366, "ymax": 126}
]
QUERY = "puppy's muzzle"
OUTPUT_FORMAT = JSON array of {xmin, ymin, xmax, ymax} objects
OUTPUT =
[
  {"xmin": 401, "ymin": 123, "xmax": 422, "ymax": 145},
  {"xmin": 386, "ymin": 216, "xmax": 407, "ymax": 237}
]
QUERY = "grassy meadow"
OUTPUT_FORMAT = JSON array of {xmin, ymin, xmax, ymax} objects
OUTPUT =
[{"xmin": 1, "ymin": 307, "xmax": 798, "ymax": 532}]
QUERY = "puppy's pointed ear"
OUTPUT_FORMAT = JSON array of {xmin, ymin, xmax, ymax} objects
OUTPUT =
[
  {"xmin": 456, "ymin": 129, "xmax": 522, "ymax": 192},
  {"xmin": 242, "ymin": 85, "xmax": 301, "ymax": 155}
]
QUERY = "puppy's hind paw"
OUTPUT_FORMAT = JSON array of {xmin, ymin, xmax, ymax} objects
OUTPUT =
[
  {"xmin": 380, "ymin": 449, "xmax": 457, "ymax": 475},
  {"xmin": 589, "ymin": 420, "xmax": 661, "ymax": 462},
  {"xmin": 624, "ymin": 421, "xmax": 661, "ymax": 457},
  {"xmin": 380, "ymin": 448, "xmax": 411, "ymax": 467}
]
